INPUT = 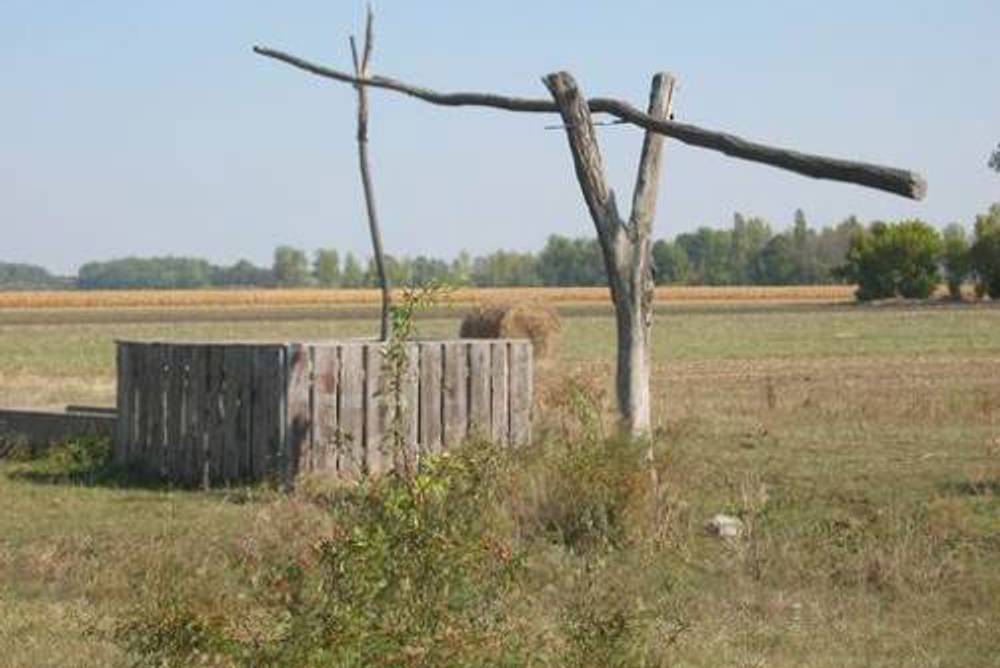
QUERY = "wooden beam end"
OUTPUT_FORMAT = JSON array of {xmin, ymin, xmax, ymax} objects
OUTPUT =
[{"xmin": 910, "ymin": 173, "xmax": 928, "ymax": 201}]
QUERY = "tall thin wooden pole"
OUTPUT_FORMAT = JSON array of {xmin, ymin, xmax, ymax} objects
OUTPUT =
[{"xmin": 351, "ymin": 7, "xmax": 391, "ymax": 340}]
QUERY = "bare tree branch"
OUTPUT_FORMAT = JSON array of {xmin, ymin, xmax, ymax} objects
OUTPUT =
[
  {"xmin": 629, "ymin": 72, "xmax": 675, "ymax": 237},
  {"xmin": 349, "ymin": 36, "xmax": 360, "ymax": 78},
  {"xmin": 361, "ymin": 4, "xmax": 374, "ymax": 73},
  {"xmin": 349, "ymin": 11, "xmax": 391, "ymax": 340},
  {"xmin": 253, "ymin": 45, "xmax": 926, "ymax": 200},
  {"xmin": 542, "ymin": 73, "xmax": 622, "ymax": 245}
]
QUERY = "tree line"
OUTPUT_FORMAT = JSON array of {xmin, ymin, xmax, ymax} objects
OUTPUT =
[
  {"xmin": 840, "ymin": 203, "xmax": 1000, "ymax": 301},
  {"xmin": 3, "ymin": 205, "xmax": 999, "ymax": 294},
  {"xmin": 0, "ymin": 262, "xmax": 68, "ymax": 290}
]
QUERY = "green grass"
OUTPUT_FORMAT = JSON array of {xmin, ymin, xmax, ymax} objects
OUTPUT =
[{"xmin": 1, "ymin": 302, "xmax": 999, "ymax": 666}]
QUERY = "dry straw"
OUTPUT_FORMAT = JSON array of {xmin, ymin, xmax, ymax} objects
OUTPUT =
[
  {"xmin": 0, "ymin": 286, "xmax": 858, "ymax": 310},
  {"xmin": 459, "ymin": 302, "xmax": 562, "ymax": 360}
]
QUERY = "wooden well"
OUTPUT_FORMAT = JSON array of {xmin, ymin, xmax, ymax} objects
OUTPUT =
[{"xmin": 114, "ymin": 339, "xmax": 532, "ymax": 487}]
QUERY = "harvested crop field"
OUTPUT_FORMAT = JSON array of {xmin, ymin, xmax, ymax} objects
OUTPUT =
[
  {"xmin": 0, "ymin": 285, "xmax": 857, "ymax": 311},
  {"xmin": 1, "ymin": 293, "xmax": 999, "ymax": 666}
]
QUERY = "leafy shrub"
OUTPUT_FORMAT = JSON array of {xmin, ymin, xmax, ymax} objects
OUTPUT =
[
  {"xmin": 511, "ymin": 437, "xmax": 653, "ymax": 554},
  {"xmin": 941, "ymin": 223, "xmax": 971, "ymax": 300},
  {"xmin": 839, "ymin": 220, "xmax": 943, "ymax": 301},
  {"xmin": 970, "ymin": 204, "xmax": 1000, "ymax": 299},
  {"xmin": 116, "ymin": 445, "xmax": 528, "ymax": 667},
  {"xmin": 4, "ymin": 437, "xmax": 116, "ymax": 485}
]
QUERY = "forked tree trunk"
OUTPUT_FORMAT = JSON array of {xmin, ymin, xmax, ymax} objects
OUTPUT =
[
  {"xmin": 254, "ymin": 33, "xmax": 928, "ymax": 434},
  {"xmin": 543, "ymin": 71, "xmax": 674, "ymax": 436}
]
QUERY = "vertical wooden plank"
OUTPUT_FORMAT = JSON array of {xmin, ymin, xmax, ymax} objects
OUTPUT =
[
  {"xmin": 148, "ymin": 343, "xmax": 167, "ymax": 479},
  {"xmin": 509, "ymin": 341, "xmax": 533, "ymax": 446},
  {"xmin": 468, "ymin": 342, "xmax": 491, "ymax": 439},
  {"xmin": 127, "ymin": 343, "xmax": 142, "ymax": 465},
  {"xmin": 403, "ymin": 342, "xmax": 419, "ymax": 459},
  {"xmin": 114, "ymin": 343, "xmax": 131, "ymax": 465},
  {"xmin": 364, "ymin": 343, "xmax": 388, "ymax": 476},
  {"xmin": 442, "ymin": 342, "xmax": 468, "ymax": 448},
  {"xmin": 419, "ymin": 343, "xmax": 442, "ymax": 455},
  {"xmin": 490, "ymin": 341, "xmax": 509, "ymax": 446},
  {"xmin": 253, "ymin": 346, "xmax": 285, "ymax": 482},
  {"xmin": 184, "ymin": 345, "xmax": 205, "ymax": 487},
  {"xmin": 224, "ymin": 347, "xmax": 252, "ymax": 483},
  {"xmin": 238, "ymin": 347, "xmax": 255, "ymax": 482},
  {"xmin": 134, "ymin": 344, "xmax": 150, "ymax": 473},
  {"xmin": 285, "ymin": 343, "xmax": 312, "ymax": 484},
  {"xmin": 274, "ymin": 346, "xmax": 287, "ymax": 485},
  {"xmin": 311, "ymin": 344, "xmax": 339, "ymax": 475},
  {"xmin": 221, "ymin": 347, "xmax": 236, "ymax": 483},
  {"xmin": 166, "ymin": 345, "xmax": 188, "ymax": 482},
  {"xmin": 386, "ymin": 342, "xmax": 419, "ymax": 474},
  {"xmin": 338, "ymin": 344, "xmax": 365, "ymax": 478},
  {"xmin": 205, "ymin": 345, "xmax": 227, "ymax": 487}
]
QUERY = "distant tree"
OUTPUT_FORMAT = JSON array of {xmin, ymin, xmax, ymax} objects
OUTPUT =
[
  {"xmin": 368, "ymin": 254, "xmax": 410, "ymax": 286},
  {"xmin": 970, "ymin": 203, "xmax": 1000, "ymax": 298},
  {"xmin": 341, "ymin": 252, "xmax": 365, "ymax": 288},
  {"xmin": 212, "ymin": 259, "xmax": 274, "ymax": 287},
  {"xmin": 729, "ymin": 213, "xmax": 772, "ymax": 284},
  {"xmin": 752, "ymin": 235, "xmax": 799, "ymax": 285},
  {"xmin": 313, "ymin": 249, "xmax": 341, "ymax": 287},
  {"xmin": 675, "ymin": 227, "xmax": 732, "ymax": 285},
  {"xmin": 989, "ymin": 143, "xmax": 1000, "ymax": 172},
  {"xmin": 450, "ymin": 250, "xmax": 473, "ymax": 286},
  {"xmin": 410, "ymin": 255, "xmax": 453, "ymax": 286},
  {"xmin": 651, "ymin": 239, "xmax": 689, "ymax": 284},
  {"xmin": 272, "ymin": 246, "xmax": 311, "ymax": 287},
  {"xmin": 941, "ymin": 223, "xmax": 971, "ymax": 300},
  {"xmin": 814, "ymin": 216, "xmax": 863, "ymax": 281},
  {"xmin": 789, "ymin": 209, "xmax": 822, "ymax": 283},
  {"xmin": 840, "ymin": 220, "xmax": 942, "ymax": 301},
  {"xmin": 471, "ymin": 250, "xmax": 539, "ymax": 287},
  {"xmin": 537, "ymin": 235, "xmax": 605, "ymax": 286},
  {"xmin": 0, "ymin": 261, "xmax": 61, "ymax": 289},
  {"xmin": 78, "ymin": 256, "xmax": 211, "ymax": 289}
]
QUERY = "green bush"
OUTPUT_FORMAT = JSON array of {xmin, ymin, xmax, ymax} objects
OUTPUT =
[
  {"xmin": 941, "ymin": 223, "xmax": 971, "ymax": 300},
  {"xmin": 970, "ymin": 204, "xmax": 1000, "ymax": 299},
  {"xmin": 111, "ymin": 429, "xmax": 689, "ymax": 667},
  {"xmin": 839, "ymin": 220, "xmax": 943, "ymax": 301},
  {"xmin": 115, "ymin": 446, "xmax": 528, "ymax": 667},
  {"xmin": 512, "ymin": 437, "xmax": 652, "ymax": 554}
]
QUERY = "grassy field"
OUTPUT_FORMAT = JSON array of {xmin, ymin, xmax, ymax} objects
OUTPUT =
[{"xmin": 1, "ymin": 295, "xmax": 999, "ymax": 666}]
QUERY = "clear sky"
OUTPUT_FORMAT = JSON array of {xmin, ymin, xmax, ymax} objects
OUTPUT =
[{"xmin": 2, "ymin": 1, "xmax": 998, "ymax": 274}]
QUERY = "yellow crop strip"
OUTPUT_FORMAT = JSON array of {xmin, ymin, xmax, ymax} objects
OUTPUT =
[{"xmin": 0, "ymin": 286, "xmax": 858, "ymax": 310}]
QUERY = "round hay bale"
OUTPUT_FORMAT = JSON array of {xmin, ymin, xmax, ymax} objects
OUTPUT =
[{"xmin": 459, "ymin": 302, "xmax": 561, "ymax": 359}]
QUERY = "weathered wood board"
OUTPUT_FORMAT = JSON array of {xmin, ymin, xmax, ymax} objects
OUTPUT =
[{"xmin": 114, "ymin": 339, "xmax": 532, "ymax": 487}]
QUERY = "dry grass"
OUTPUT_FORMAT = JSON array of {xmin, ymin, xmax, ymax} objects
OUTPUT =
[
  {"xmin": 1, "ymin": 302, "xmax": 999, "ymax": 665},
  {"xmin": 459, "ymin": 302, "xmax": 562, "ymax": 358},
  {"xmin": 0, "ymin": 285, "xmax": 858, "ymax": 310}
]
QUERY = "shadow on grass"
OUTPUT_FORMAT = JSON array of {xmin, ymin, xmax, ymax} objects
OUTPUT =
[
  {"xmin": 3, "ymin": 437, "xmax": 168, "ymax": 490},
  {"xmin": 938, "ymin": 478, "xmax": 1000, "ymax": 497},
  {"xmin": 2, "ymin": 437, "xmax": 274, "ymax": 502}
]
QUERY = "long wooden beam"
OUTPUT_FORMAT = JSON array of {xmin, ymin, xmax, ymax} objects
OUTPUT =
[{"xmin": 253, "ymin": 46, "xmax": 926, "ymax": 200}]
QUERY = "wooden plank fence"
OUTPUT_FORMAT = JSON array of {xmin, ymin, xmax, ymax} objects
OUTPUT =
[{"xmin": 114, "ymin": 339, "xmax": 532, "ymax": 487}]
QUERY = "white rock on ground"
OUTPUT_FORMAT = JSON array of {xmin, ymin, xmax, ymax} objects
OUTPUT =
[{"xmin": 706, "ymin": 514, "xmax": 744, "ymax": 538}]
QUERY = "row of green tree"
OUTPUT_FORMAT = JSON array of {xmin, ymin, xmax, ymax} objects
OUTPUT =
[
  {"xmin": 64, "ymin": 209, "xmax": 870, "ymax": 290},
  {"xmin": 840, "ymin": 204, "xmax": 1000, "ymax": 301},
  {"xmin": 4, "ymin": 205, "xmax": 999, "ymax": 292},
  {"xmin": 0, "ymin": 262, "xmax": 66, "ymax": 289}
]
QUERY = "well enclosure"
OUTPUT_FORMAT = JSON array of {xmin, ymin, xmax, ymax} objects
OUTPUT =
[{"xmin": 115, "ymin": 339, "xmax": 532, "ymax": 486}]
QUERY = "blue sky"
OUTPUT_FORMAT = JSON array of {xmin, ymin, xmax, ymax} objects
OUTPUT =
[{"xmin": 2, "ymin": 1, "xmax": 998, "ymax": 273}]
